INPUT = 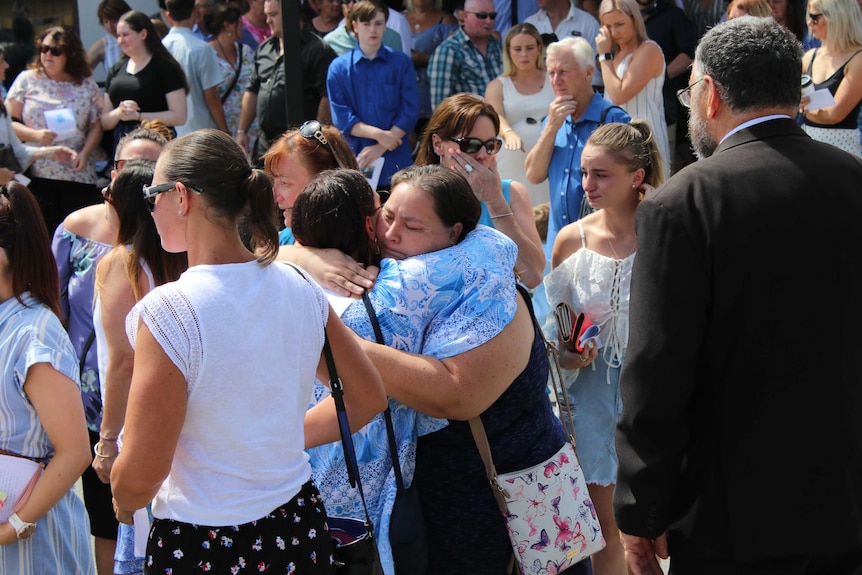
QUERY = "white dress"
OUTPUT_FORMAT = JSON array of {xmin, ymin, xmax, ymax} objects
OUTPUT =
[
  {"xmin": 496, "ymin": 75, "xmax": 555, "ymax": 206},
  {"xmin": 611, "ymin": 42, "xmax": 671, "ymax": 177}
]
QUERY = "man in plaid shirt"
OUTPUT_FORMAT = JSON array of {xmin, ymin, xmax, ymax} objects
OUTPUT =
[{"xmin": 428, "ymin": 0, "xmax": 503, "ymax": 108}]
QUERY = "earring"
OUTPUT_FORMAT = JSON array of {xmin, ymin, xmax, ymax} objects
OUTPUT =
[
  {"xmin": 178, "ymin": 211, "xmax": 186, "ymax": 220},
  {"xmin": 373, "ymin": 235, "xmax": 380, "ymax": 255}
]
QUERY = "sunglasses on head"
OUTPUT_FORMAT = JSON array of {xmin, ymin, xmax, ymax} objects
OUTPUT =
[
  {"xmin": 40, "ymin": 45, "xmax": 65, "ymax": 56},
  {"xmin": 465, "ymin": 10, "xmax": 497, "ymax": 19},
  {"xmin": 142, "ymin": 181, "xmax": 204, "ymax": 212},
  {"xmin": 300, "ymin": 120, "xmax": 332, "ymax": 152},
  {"xmin": 449, "ymin": 136, "xmax": 503, "ymax": 155},
  {"xmin": 540, "ymin": 33, "xmax": 558, "ymax": 47}
]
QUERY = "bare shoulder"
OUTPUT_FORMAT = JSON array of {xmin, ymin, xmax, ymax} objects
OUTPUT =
[{"xmin": 63, "ymin": 204, "xmax": 112, "ymax": 243}]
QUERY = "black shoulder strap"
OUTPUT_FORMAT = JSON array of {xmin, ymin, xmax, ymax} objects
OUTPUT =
[
  {"xmin": 361, "ymin": 291, "xmax": 407, "ymax": 495},
  {"xmin": 600, "ymin": 104, "xmax": 626, "ymax": 125}
]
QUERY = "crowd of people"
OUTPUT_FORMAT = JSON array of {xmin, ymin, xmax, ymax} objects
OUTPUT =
[{"xmin": 2, "ymin": 1, "xmax": 862, "ymax": 575}]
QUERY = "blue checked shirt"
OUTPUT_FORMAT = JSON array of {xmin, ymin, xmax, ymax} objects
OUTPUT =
[{"xmin": 428, "ymin": 28, "xmax": 502, "ymax": 108}]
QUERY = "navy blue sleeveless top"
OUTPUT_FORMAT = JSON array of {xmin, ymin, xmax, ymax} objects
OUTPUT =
[{"xmin": 804, "ymin": 48, "xmax": 862, "ymax": 129}]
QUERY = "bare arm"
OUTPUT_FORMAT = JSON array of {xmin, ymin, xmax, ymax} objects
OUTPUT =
[
  {"xmin": 203, "ymin": 86, "xmax": 229, "ymax": 133},
  {"xmin": 666, "ymin": 52, "xmax": 692, "ymax": 80},
  {"xmin": 276, "ymin": 244, "xmax": 377, "ymax": 297},
  {"xmin": 304, "ymin": 307, "xmax": 387, "ymax": 447},
  {"xmin": 0, "ymin": 363, "xmax": 91, "ymax": 544},
  {"xmin": 74, "ymin": 120, "xmax": 103, "ymax": 171},
  {"xmin": 804, "ymin": 53, "xmax": 862, "ymax": 125},
  {"xmin": 599, "ymin": 41, "xmax": 665, "ymax": 106},
  {"xmin": 87, "ymin": 37, "xmax": 107, "ymax": 70},
  {"xmin": 6, "ymin": 98, "xmax": 57, "ymax": 145},
  {"xmin": 235, "ymin": 90, "xmax": 258, "ymax": 152},
  {"xmin": 485, "ymin": 78, "xmax": 522, "ymax": 151},
  {"xmin": 110, "ymin": 322, "xmax": 187, "ymax": 513},
  {"xmin": 356, "ymin": 293, "xmax": 534, "ymax": 420},
  {"xmin": 91, "ymin": 251, "xmax": 140, "ymax": 483}
]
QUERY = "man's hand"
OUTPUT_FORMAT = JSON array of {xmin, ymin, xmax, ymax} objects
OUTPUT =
[{"xmin": 620, "ymin": 531, "xmax": 669, "ymax": 575}]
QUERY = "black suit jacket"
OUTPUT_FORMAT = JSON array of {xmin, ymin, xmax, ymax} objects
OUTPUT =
[{"xmin": 614, "ymin": 118, "xmax": 862, "ymax": 562}]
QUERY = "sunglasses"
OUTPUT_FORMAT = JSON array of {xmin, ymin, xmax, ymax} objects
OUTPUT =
[
  {"xmin": 300, "ymin": 120, "xmax": 332, "ymax": 151},
  {"xmin": 807, "ymin": 12, "xmax": 824, "ymax": 23},
  {"xmin": 142, "ymin": 182, "xmax": 204, "ymax": 212},
  {"xmin": 449, "ymin": 136, "xmax": 503, "ymax": 155},
  {"xmin": 40, "ymin": 45, "xmax": 65, "ymax": 56},
  {"xmin": 465, "ymin": 10, "xmax": 497, "ymax": 19}
]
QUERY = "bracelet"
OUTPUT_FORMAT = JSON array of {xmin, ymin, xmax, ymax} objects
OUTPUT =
[
  {"xmin": 93, "ymin": 442, "xmax": 118, "ymax": 459},
  {"xmin": 99, "ymin": 434, "xmax": 118, "ymax": 442},
  {"xmin": 490, "ymin": 212, "xmax": 515, "ymax": 220},
  {"xmin": 236, "ymin": 129, "xmax": 246, "ymax": 134},
  {"xmin": 137, "ymin": 111, "xmax": 142, "ymax": 121}
]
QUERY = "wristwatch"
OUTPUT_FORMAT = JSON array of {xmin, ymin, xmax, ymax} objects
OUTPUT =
[
  {"xmin": 8, "ymin": 513, "xmax": 36, "ymax": 540},
  {"xmin": 597, "ymin": 53, "xmax": 614, "ymax": 63}
]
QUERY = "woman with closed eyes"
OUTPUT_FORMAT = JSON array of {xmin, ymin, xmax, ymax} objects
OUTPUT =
[{"xmin": 414, "ymin": 92, "xmax": 546, "ymax": 288}]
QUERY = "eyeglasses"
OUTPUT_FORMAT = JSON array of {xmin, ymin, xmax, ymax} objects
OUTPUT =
[
  {"xmin": 540, "ymin": 33, "xmax": 558, "ymax": 47},
  {"xmin": 40, "ymin": 45, "xmax": 65, "ymax": 56},
  {"xmin": 807, "ymin": 12, "xmax": 824, "ymax": 23},
  {"xmin": 676, "ymin": 77, "xmax": 704, "ymax": 108},
  {"xmin": 465, "ymin": 10, "xmax": 497, "ymax": 19},
  {"xmin": 299, "ymin": 120, "xmax": 332, "ymax": 152},
  {"xmin": 449, "ymin": 136, "xmax": 504, "ymax": 155},
  {"xmin": 141, "ymin": 181, "xmax": 204, "ymax": 212}
]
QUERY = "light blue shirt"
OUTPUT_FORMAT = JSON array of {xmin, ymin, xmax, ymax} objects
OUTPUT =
[{"xmin": 163, "ymin": 26, "xmax": 222, "ymax": 136}]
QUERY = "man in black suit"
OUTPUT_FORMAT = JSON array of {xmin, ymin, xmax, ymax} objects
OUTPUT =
[{"xmin": 614, "ymin": 16, "xmax": 862, "ymax": 575}]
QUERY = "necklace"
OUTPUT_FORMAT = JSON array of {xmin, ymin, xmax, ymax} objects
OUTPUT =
[{"xmin": 215, "ymin": 38, "xmax": 233, "ymax": 64}]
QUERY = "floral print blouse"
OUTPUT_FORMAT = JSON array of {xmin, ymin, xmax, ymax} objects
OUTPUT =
[{"xmin": 7, "ymin": 70, "xmax": 103, "ymax": 184}]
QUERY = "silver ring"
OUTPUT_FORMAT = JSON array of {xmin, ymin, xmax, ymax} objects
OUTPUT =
[
  {"xmin": 580, "ymin": 355, "xmax": 588, "ymax": 362},
  {"xmin": 464, "ymin": 164, "xmax": 474, "ymax": 173}
]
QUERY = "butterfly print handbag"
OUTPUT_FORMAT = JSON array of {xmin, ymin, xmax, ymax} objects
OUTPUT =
[{"xmin": 469, "ymin": 287, "xmax": 605, "ymax": 574}]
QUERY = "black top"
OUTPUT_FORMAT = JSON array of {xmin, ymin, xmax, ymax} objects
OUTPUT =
[
  {"xmin": 106, "ymin": 56, "xmax": 187, "ymax": 112},
  {"xmin": 642, "ymin": 1, "xmax": 697, "ymax": 125},
  {"xmin": 248, "ymin": 28, "xmax": 336, "ymax": 146},
  {"xmin": 804, "ymin": 48, "xmax": 862, "ymax": 129}
]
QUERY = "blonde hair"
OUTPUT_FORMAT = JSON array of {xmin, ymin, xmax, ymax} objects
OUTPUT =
[
  {"xmin": 809, "ymin": 0, "xmax": 862, "ymax": 52},
  {"xmin": 586, "ymin": 120, "xmax": 665, "ymax": 189},
  {"xmin": 502, "ymin": 23, "xmax": 545, "ymax": 76},
  {"xmin": 599, "ymin": 0, "xmax": 648, "ymax": 50}
]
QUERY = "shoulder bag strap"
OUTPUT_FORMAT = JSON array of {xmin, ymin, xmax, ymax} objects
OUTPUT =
[
  {"xmin": 360, "ymin": 291, "xmax": 407, "ymax": 495},
  {"xmin": 220, "ymin": 43, "xmax": 244, "ymax": 104},
  {"xmin": 79, "ymin": 329, "xmax": 96, "ymax": 380},
  {"xmin": 285, "ymin": 262, "xmax": 375, "ymax": 528}
]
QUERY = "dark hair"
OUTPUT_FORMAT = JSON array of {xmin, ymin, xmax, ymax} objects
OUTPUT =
[
  {"xmin": 205, "ymin": 3, "xmax": 243, "ymax": 35},
  {"xmin": 119, "ymin": 11, "xmax": 190, "ymax": 93},
  {"xmin": 416, "ymin": 93, "xmax": 501, "ymax": 166},
  {"xmin": 109, "ymin": 160, "xmax": 188, "ymax": 299},
  {"xmin": 98, "ymin": 0, "xmax": 133, "ymax": 23},
  {"xmin": 160, "ymin": 129, "xmax": 279, "ymax": 264},
  {"xmin": 783, "ymin": 0, "xmax": 806, "ymax": 42},
  {"xmin": 263, "ymin": 124, "xmax": 360, "ymax": 176},
  {"xmin": 350, "ymin": 0, "xmax": 390, "ymax": 24},
  {"xmin": 694, "ymin": 16, "xmax": 802, "ymax": 113},
  {"xmin": 0, "ymin": 183, "xmax": 62, "ymax": 318},
  {"xmin": 115, "ymin": 127, "xmax": 169, "ymax": 161},
  {"xmin": 166, "ymin": 0, "xmax": 196, "ymax": 21},
  {"xmin": 0, "ymin": 47, "xmax": 5, "ymax": 116},
  {"xmin": 33, "ymin": 26, "xmax": 92, "ymax": 84},
  {"xmin": 586, "ymin": 120, "xmax": 665, "ymax": 188},
  {"xmin": 292, "ymin": 169, "xmax": 379, "ymax": 265},
  {"xmin": 390, "ymin": 165, "xmax": 480, "ymax": 242}
]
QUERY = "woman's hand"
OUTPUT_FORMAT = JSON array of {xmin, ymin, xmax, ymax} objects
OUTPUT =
[
  {"xmin": 73, "ymin": 150, "xmax": 90, "ymax": 171},
  {"xmin": 445, "ymin": 146, "xmax": 505, "ymax": 205},
  {"xmin": 92, "ymin": 439, "xmax": 119, "ymax": 483},
  {"xmin": 118, "ymin": 100, "xmax": 142, "ymax": 123},
  {"xmin": 558, "ymin": 339, "xmax": 599, "ymax": 370},
  {"xmin": 49, "ymin": 145, "xmax": 78, "ymax": 164},
  {"xmin": 112, "ymin": 497, "xmax": 135, "ymax": 525},
  {"xmin": 503, "ymin": 129, "xmax": 523, "ymax": 151},
  {"xmin": 799, "ymin": 94, "xmax": 811, "ymax": 115},
  {"xmin": 36, "ymin": 129, "xmax": 58, "ymax": 146},
  {"xmin": 596, "ymin": 27, "xmax": 613, "ymax": 54}
]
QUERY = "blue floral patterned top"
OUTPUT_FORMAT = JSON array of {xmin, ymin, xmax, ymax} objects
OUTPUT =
[
  {"xmin": 52, "ymin": 225, "xmax": 113, "ymax": 431},
  {"xmin": 306, "ymin": 225, "xmax": 519, "ymax": 575}
]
